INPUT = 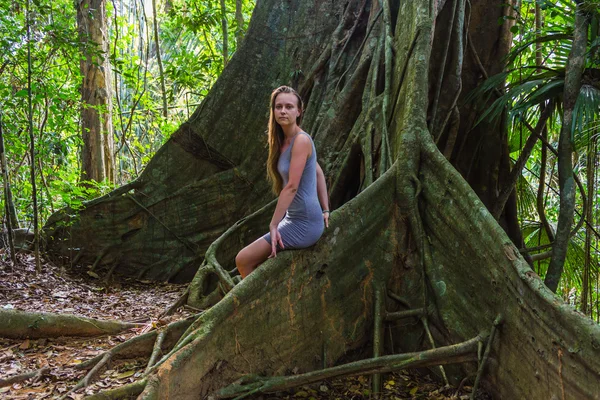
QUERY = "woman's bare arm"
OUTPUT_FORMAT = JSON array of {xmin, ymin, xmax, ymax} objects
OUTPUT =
[{"xmin": 316, "ymin": 162, "xmax": 330, "ymax": 227}]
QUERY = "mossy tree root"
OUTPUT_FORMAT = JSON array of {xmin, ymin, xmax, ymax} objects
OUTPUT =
[
  {"xmin": 215, "ymin": 334, "xmax": 483, "ymax": 399},
  {"xmin": 82, "ymin": 379, "xmax": 147, "ymax": 400},
  {"xmin": 187, "ymin": 200, "xmax": 276, "ymax": 309},
  {"xmin": 0, "ymin": 310, "xmax": 142, "ymax": 339}
]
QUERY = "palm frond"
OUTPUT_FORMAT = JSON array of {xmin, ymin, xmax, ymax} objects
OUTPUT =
[
  {"xmin": 507, "ymin": 33, "xmax": 573, "ymax": 65},
  {"xmin": 573, "ymin": 84, "xmax": 600, "ymax": 151},
  {"xmin": 516, "ymin": 173, "xmax": 538, "ymax": 218},
  {"xmin": 512, "ymin": 79, "xmax": 564, "ymax": 113}
]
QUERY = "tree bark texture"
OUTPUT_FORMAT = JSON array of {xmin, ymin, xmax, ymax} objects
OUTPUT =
[
  {"xmin": 430, "ymin": 0, "xmax": 525, "ymax": 247},
  {"xmin": 46, "ymin": 1, "xmax": 600, "ymax": 399},
  {"xmin": 77, "ymin": 0, "xmax": 116, "ymax": 183}
]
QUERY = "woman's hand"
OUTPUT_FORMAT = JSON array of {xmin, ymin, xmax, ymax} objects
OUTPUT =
[
  {"xmin": 323, "ymin": 211, "xmax": 330, "ymax": 229},
  {"xmin": 268, "ymin": 225, "xmax": 284, "ymax": 258}
]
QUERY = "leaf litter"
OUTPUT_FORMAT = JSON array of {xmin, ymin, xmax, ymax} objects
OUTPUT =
[{"xmin": 0, "ymin": 253, "xmax": 191, "ymax": 399}]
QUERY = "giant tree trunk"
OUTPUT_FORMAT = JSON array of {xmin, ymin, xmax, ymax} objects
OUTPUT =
[
  {"xmin": 77, "ymin": 0, "xmax": 115, "ymax": 183},
  {"xmin": 46, "ymin": 0, "xmax": 380, "ymax": 281},
  {"xmin": 45, "ymin": 0, "xmax": 600, "ymax": 398}
]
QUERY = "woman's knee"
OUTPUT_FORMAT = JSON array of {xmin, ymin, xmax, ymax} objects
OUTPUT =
[{"xmin": 235, "ymin": 248, "xmax": 248, "ymax": 268}]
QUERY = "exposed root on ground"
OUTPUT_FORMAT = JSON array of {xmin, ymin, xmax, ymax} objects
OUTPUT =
[
  {"xmin": 83, "ymin": 379, "xmax": 148, "ymax": 400},
  {"xmin": 0, "ymin": 367, "xmax": 50, "ymax": 388},
  {"xmin": 0, "ymin": 310, "xmax": 142, "ymax": 339}
]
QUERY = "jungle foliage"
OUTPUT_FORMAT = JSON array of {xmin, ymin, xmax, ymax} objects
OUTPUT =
[{"xmin": 0, "ymin": 0, "xmax": 254, "ymax": 222}]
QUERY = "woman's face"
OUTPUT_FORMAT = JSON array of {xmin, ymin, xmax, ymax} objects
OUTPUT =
[{"xmin": 273, "ymin": 92, "xmax": 301, "ymax": 127}]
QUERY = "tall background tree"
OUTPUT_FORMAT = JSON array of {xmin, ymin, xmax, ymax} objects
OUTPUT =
[{"xmin": 77, "ymin": 0, "xmax": 116, "ymax": 183}]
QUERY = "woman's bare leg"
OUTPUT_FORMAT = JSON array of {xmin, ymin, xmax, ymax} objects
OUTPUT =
[{"xmin": 235, "ymin": 238, "xmax": 272, "ymax": 278}]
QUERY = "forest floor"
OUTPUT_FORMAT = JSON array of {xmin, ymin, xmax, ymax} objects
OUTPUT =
[{"xmin": 0, "ymin": 253, "xmax": 480, "ymax": 400}]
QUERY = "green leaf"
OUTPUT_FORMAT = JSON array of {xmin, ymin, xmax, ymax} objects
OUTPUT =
[{"xmin": 15, "ymin": 89, "xmax": 29, "ymax": 97}]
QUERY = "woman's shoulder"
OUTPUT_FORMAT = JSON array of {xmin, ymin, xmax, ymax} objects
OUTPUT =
[
  {"xmin": 298, "ymin": 131, "xmax": 314, "ymax": 144},
  {"xmin": 292, "ymin": 132, "xmax": 312, "ymax": 150}
]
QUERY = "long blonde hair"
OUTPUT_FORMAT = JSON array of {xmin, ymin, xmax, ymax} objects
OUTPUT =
[{"xmin": 267, "ymin": 86, "xmax": 304, "ymax": 194}]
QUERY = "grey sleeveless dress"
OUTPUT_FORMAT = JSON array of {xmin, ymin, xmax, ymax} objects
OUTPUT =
[{"xmin": 263, "ymin": 132, "xmax": 324, "ymax": 249}]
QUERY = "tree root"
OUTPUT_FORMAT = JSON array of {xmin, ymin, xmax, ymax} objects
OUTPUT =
[
  {"xmin": 372, "ymin": 285, "xmax": 385, "ymax": 394},
  {"xmin": 0, "ymin": 366, "xmax": 49, "ymax": 388},
  {"xmin": 144, "ymin": 330, "xmax": 166, "ymax": 374},
  {"xmin": 0, "ymin": 310, "xmax": 143, "ymax": 339},
  {"xmin": 330, "ymin": 0, "xmax": 368, "ymax": 74},
  {"xmin": 71, "ymin": 247, "xmax": 86, "ymax": 267},
  {"xmin": 385, "ymin": 294, "xmax": 449, "ymax": 385},
  {"xmin": 91, "ymin": 247, "xmax": 110, "ymax": 271},
  {"xmin": 421, "ymin": 316, "xmax": 449, "ymax": 386},
  {"xmin": 83, "ymin": 379, "xmax": 147, "ymax": 400},
  {"xmin": 215, "ymin": 334, "xmax": 483, "ymax": 399},
  {"xmin": 471, "ymin": 315, "xmax": 502, "ymax": 399},
  {"xmin": 49, "ymin": 316, "xmax": 197, "ymax": 398},
  {"xmin": 187, "ymin": 200, "xmax": 276, "ymax": 308},
  {"xmin": 334, "ymin": 7, "xmax": 383, "ymax": 93},
  {"xmin": 76, "ymin": 316, "xmax": 196, "ymax": 371},
  {"xmin": 378, "ymin": 0, "xmax": 394, "ymax": 172},
  {"xmin": 298, "ymin": 43, "xmax": 332, "ymax": 101},
  {"xmin": 61, "ymin": 353, "xmax": 113, "ymax": 400}
]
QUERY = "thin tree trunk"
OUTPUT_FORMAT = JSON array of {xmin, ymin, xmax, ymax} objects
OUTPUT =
[
  {"xmin": 533, "ymin": 6, "xmax": 553, "ymax": 243},
  {"xmin": 151, "ymin": 0, "xmax": 168, "ymax": 119},
  {"xmin": 77, "ymin": 0, "xmax": 115, "ymax": 183},
  {"xmin": 0, "ymin": 112, "xmax": 17, "ymax": 266},
  {"xmin": 235, "ymin": 0, "xmax": 244, "ymax": 45},
  {"xmin": 26, "ymin": 0, "xmax": 41, "ymax": 273},
  {"xmin": 545, "ymin": 3, "xmax": 590, "ymax": 292},
  {"xmin": 219, "ymin": 0, "xmax": 229, "ymax": 67},
  {"xmin": 0, "ymin": 113, "xmax": 18, "ymax": 230},
  {"xmin": 535, "ymin": 2, "xmax": 542, "ymax": 70},
  {"xmin": 582, "ymin": 138, "xmax": 595, "ymax": 314},
  {"xmin": 537, "ymin": 125, "xmax": 554, "ymax": 242}
]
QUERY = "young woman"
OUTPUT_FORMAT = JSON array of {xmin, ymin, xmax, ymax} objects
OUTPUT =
[{"xmin": 235, "ymin": 86, "xmax": 329, "ymax": 278}]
